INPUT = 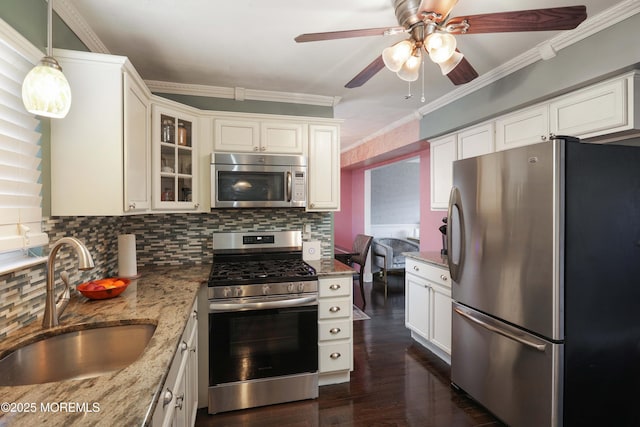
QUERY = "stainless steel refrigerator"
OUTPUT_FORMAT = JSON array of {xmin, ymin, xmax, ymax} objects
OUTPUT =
[{"xmin": 447, "ymin": 137, "xmax": 640, "ymax": 427}]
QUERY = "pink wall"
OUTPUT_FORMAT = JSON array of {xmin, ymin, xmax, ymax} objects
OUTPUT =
[{"xmin": 336, "ymin": 147, "xmax": 445, "ymax": 252}]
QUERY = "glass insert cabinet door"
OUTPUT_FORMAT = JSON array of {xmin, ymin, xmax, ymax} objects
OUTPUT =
[{"xmin": 152, "ymin": 104, "xmax": 198, "ymax": 209}]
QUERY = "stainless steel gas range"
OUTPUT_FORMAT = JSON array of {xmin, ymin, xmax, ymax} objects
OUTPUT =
[{"xmin": 207, "ymin": 230, "xmax": 319, "ymax": 414}]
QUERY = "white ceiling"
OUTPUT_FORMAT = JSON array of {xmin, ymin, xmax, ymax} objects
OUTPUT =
[{"xmin": 56, "ymin": 0, "xmax": 632, "ymax": 150}]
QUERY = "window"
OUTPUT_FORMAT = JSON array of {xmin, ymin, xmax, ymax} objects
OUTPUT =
[{"xmin": 0, "ymin": 21, "xmax": 48, "ymax": 271}]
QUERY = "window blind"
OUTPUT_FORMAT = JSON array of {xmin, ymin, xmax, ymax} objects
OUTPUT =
[{"xmin": 0, "ymin": 33, "xmax": 48, "ymax": 253}]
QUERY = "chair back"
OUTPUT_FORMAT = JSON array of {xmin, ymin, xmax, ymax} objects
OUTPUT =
[{"xmin": 351, "ymin": 234, "xmax": 373, "ymax": 267}]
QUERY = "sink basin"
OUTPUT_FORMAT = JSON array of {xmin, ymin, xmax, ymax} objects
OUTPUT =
[{"xmin": 0, "ymin": 323, "xmax": 156, "ymax": 386}]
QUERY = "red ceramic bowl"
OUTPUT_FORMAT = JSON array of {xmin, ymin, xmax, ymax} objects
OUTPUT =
[{"xmin": 77, "ymin": 277, "xmax": 131, "ymax": 300}]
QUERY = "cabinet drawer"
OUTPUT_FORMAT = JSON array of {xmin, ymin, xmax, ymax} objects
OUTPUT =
[
  {"xmin": 318, "ymin": 319, "xmax": 351, "ymax": 342},
  {"xmin": 319, "ymin": 342, "xmax": 351, "ymax": 373},
  {"xmin": 318, "ymin": 276, "xmax": 352, "ymax": 298},
  {"xmin": 318, "ymin": 298, "xmax": 350, "ymax": 320},
  {"xmin": 406, "ymin": 258, "xmax": 451, "ymax": 288}
]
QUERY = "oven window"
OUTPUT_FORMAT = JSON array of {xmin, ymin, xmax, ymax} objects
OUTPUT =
[
  {"xmin": 218, "ymin": 171, "xmax": 285, "ymax": 202},
  {"xmin": 210, "ymin": 306, "xmax": 318, "ymax": 385}
]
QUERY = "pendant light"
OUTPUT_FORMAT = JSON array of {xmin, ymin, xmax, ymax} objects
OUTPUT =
[{"xmin": 22, "ymin": 0, "xmax": 71, "ymax": 119}]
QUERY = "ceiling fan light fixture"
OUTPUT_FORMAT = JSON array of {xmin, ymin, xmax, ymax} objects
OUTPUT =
[
  {"xmin": 382, "ymin": 39, "xmax": 414, "ymax": 72},
  {"xmin": 438, "ymin": 50, "xmax": 464, "ymax": 75},
  {"xmin": 425, "ymin": 32, "xmax": 457, "ymax": 64},
  {"xmin": 419, "ymin": 0, "xmax": 460, "ymax": 21},
  {"xmin": 397, "ymin": 49, "xmax": 421, "ymax": 82}
]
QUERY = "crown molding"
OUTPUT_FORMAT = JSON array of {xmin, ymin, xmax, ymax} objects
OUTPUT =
[
  {"xmin": 341, "ymin": 110, "xmax": 421, "ymax": 153},
  {"xmin": 55, "ymin": 0, "xmax": 110, "ymax": 53},
  {"xmin": 145, "ymin": 80, "xmax": 340, "ymax": 107}
]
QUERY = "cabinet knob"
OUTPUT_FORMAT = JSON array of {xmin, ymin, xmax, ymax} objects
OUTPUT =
[
  {"xmin": 163, "ymin": 389, "xmax": 173, "ymax": 406},
  {"xmin": 192, "ymin": 310, "xmax": 198, "ymax": 320},
  {"xmin": 440, "ymin": 274, "xmax": 448, "ymax": 281},
  {"xmin": 330, "ymin": 327, "xmax": 341, "ymax": 335},
  {"xmin": 180, "ymin": 341, "xmax": 188, "ymax": 353},
  {"xmin": 310, "ymin": 203, "xmax": 315, "ymax": 208},
  {"xmin": 260, "ymin": 146, "xmax": 266, "ymax": 151},
  {"xmin": 128, "ymin": 202, "xmax": 136, "ymax": 210},
  {"xmin": 330, "ymin": 352, "xmax": 341, "ymax": 359},
  {"xmin": 541, "ymin": 135, "xmax": 547, "ymax": 141},
  {"xmin": 329, "ymin": 284, "xmax": 341, "ymax": 290},
  {"xmin": 253, "ymin": 146, "xmax": 259, "ymax": 151},
  {"xmin": 194, "ymin": 203, "xmax": 200, "ymax": 209},
  {"xmin": 329, "ymin": 306, "xmax": 341, "ymax": 313},
  {"xmin": 413, "ymin": 265, "xmax": 420, "ymax": 272}
]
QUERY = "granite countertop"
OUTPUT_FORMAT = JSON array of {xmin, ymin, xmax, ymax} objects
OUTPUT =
[
  {"xmin": 404, "ymin": 251, "xmax": 449, "ymax": 269},
  {"xmin": 0, "ymin": 259, "xmax": 349, "ymax": 426},
  {"xmin": 0, "ymin": 264, "xmax": 209, "ymax": 427},
  {"xmin": 305, "ymin": 258, "xmax": 356, "ymax": 276}
]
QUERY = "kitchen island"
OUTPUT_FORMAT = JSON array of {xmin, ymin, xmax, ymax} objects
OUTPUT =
[{"xmin": 0, "ymin": 264, "xmax": 207, "ymax": 427}]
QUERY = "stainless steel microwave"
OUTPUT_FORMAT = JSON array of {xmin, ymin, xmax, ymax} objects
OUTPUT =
[{"xmin": 210, "ymin": 153, "xmax": 307, "ymax": 208}]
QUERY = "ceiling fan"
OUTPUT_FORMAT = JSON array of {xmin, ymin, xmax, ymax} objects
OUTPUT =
[{"xmin": 295, "ymin": 0, "xmax": 587, "ymax": 88}]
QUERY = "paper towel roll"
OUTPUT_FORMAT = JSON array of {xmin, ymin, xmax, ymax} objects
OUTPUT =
[{"xmin": 118, "ymin": 234, "xmax": 138, "ymax": 278}]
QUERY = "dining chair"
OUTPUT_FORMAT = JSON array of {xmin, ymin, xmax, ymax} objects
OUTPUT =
[{"xmin": 349, "ymin": 234, "xmax": 373, "ymax": 309}]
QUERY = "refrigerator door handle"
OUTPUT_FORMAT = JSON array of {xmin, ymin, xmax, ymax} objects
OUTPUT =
[
  {"xmin": 447, "ymin": 186, "xmax": 465, "ymax": 282},
  {"xmin": 455, "ymin": 307, "xmax": 547, "ymax": 352}
]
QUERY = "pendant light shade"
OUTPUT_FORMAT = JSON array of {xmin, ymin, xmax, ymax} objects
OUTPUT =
[
  {"xmin": 382, "ymin": 40, "xmax": 414, "ymax": 72},
  {"xmin": 22, "ymin": 0, "xmax": 71, "ymax": 119},
  {"xmin": 397, "ymin": 49, "xmax": 421, "ymax": 82},
  {"xmin": 22, "ymin": 56, "xmax": 71, "ymax": 118},
  {"xmin": 425, "ymin": 32, "xmax": 457, "ymax": 64}
]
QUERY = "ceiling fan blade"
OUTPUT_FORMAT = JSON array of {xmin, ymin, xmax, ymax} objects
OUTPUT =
[
  {"xmin": 446, "ymin": 52, "xmax": 478, "ymax": 85},
  {"xmin": 345, "ymin": 55, "xmax": 386, "ymax": 88},
  {"xmin": 447, "ymin": 6, "xmax": 587, "ymax": 34},
  {"xmin": 295, "ymin": 26, "xmax": 405, "ymax": 43}
]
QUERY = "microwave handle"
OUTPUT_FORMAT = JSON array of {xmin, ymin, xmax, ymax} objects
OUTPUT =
[{"xmin": 286, "ymin": 171, "xmax": 292, "ymax": 202}]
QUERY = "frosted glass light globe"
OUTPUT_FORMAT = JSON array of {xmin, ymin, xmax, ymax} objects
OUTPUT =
[
  {"xmin": 22, "ymin": 56, "xmax": 72, "ymax": 119},
  {"xmin": 382, "ymin": 40, "xmax": 414, "ymax": 72},
  {"xmin": 425, "ymin": 33, "xmax": 457, "ymax": 64}
]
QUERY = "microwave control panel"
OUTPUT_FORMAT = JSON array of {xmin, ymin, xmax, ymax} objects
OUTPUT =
[{"xmin": 292, "ymin": 171, "xmax": 306, "ymax": 202}]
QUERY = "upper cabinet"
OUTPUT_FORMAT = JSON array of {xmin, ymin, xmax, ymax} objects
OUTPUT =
[
  {"xmin": 430, "ymin": 134, "xmax": 457, "ymax": 210},
  {"xmin": 549, "ymin": 73, "xmax": 639, "ymax": 140},
  {"xmin": 51, "ymin": 49, "xmax": 151, "ymax": 216},
  {"xmin": 151, "ymin": 102, "xmax": 200, "ymax": 211},
  {"xmin": 457, "ymin": 122, "xmax": 495, "ymax": 159},
  {"xmin": 307, "ymin": 124, "xmax": 340, "ymax": 211},
  {"xmin": 213, "ymin": 116, "xmax": 306, "ymax": 154},
  {"xmin": 495, "ymin": 104, "xmax": 550, "ymax": 151}
]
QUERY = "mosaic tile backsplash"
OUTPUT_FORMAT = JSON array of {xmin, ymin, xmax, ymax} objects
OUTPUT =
[{"xmin": 0, "ymin": 209, "xmax": 333, "ymax": 338}]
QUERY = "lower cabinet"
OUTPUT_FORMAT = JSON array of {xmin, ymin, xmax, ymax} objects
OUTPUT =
[
  {"xmin": 317, "ymin": 274, "xmax": 353, "ymax": 385},
  {"xmin": 153, "ymin": 300, "xmax": 198, "ymax": 427},
  {"xmin": 405, "ymin": 258, "xmax": 452, "ymax": 364}
]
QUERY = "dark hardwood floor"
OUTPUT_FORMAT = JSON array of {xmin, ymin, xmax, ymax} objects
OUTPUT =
[{"xmin": 196, "ymin": 272, "xmax": 504, "ymax": 427}]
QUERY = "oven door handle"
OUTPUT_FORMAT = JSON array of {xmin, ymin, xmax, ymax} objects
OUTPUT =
[{"xmin": 209, "ymin": 295, "xmax": 318, "ymax": 312}]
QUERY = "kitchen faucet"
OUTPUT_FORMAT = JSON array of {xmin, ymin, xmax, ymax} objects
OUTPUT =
[{"xmin": 43, "ymin": 237, "xmax": 95, "ymax": 328}]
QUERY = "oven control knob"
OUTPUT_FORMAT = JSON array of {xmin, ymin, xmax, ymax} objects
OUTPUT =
[
  {"xmin": 223, "ymin": 287, "xmax": 232, "ymax": 298},
  {"xmin": 262, "ymin": 285, "xmax": 270, "ymax": 295},
  {"xmin": 298, "ymin": 283, "xmax": 306, "ymax": 292},
  {"xmin": 234, "ymin": 287, "xmax": 243, "ymax": 297},
  {"xmin": 287, "ymin": 283, "xmax": 295, "ymax": 293}
]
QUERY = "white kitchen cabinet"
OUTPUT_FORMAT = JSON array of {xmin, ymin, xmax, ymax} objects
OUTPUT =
[
  {"xmin": 429, "ymin": 134, "xmax": 457, "ymax": 210},
  {"xmin": 152, "ymin": 103, "xmax": 199, "ymax": 211},
  {"xmin": 213, "ymin": 117, "xmax": 306, "ymax": 154},
  {"xmin": 550, "ymin": 72, "xmax": 640, "ymax": 140},
  {"xmin": 153, "ymin": 300, "xmax": 198, "ymax": 427},
  {"xmin": 457, "ymin": 122, "xmax": 494, "ymax": 159},
  {"xmin": 318, "ymin": 274, "xmax": 353, "ymax": 386},
  {"xmin": 307, "ymin": 124, "xmax": 340, "ymax": 211},
  {"xmin": 495, "ymin": 104, "xmax": 550, "ymax": 151},
  {"xmin": 51, "ymin": 49, "xmax": 151, "ymax": 215},
  {"xmin": 405, "ymin": 257, "xmax": 451, "ymax": 364}
]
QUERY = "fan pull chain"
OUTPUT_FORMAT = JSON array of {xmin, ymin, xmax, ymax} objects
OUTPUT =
[
  {"xmin": 421, "ymin": 54, "xmax": 426, "ymax": 103},
  {"xmin": 405, "ymin": 82, "xmax": 412, "ymax": 100}
]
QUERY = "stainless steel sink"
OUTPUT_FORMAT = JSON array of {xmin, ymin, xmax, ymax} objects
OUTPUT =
[{"xmin": 0, "ymin": 323, "xmax": 156, "ymax": 386}]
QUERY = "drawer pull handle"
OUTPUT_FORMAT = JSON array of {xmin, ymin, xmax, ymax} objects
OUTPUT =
[
  {"xmin": 329, "ymin": 284, "xmax": 341, "ymax": 290},
  {"xmin": 330, "ymin": 327, "xmax": 341, "ymax": 334},
  {"xmin": 175, "ymin": 394, "xmax": 184, "ymax": 410},
  {"xmin": 440, "ymin": 274, "xmax": 448, "ymax": 281},
  {"xmin": 330, "ymin": 352, "xmax": 341, "ymax": 359},
  {"xmin": 180, "ymin": 341, "xmax": 188, "ymax": 353},
  {"xmin": 329, "ymin": 306, "xmax": 341, "ymax": 313}
]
